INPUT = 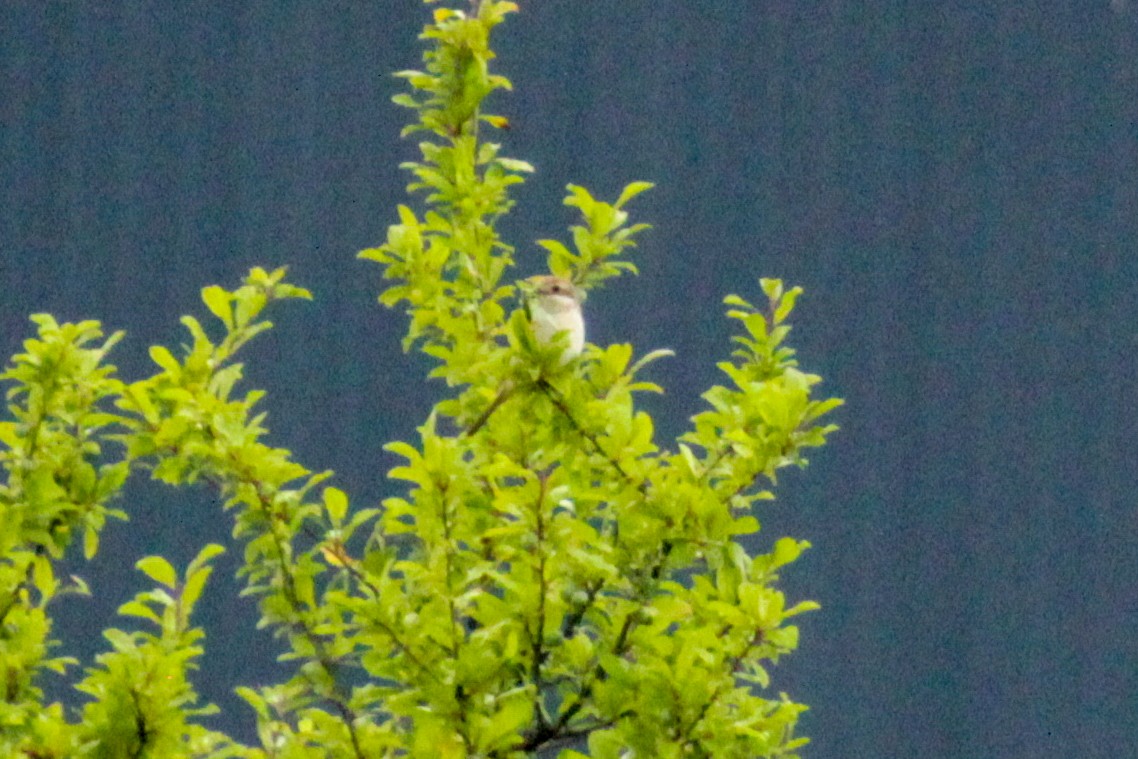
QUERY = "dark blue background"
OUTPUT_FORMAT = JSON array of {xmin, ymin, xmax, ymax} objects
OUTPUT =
[{"xmin": 3, "ymin": 2, "xmax": 1136, "ymax": 755}]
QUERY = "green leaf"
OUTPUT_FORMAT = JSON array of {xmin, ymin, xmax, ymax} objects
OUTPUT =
[
  {"xmin": 201, "ymin": 285, "xmax": 234, "ymax": 328},
  {"xmin": 495, "ymin": 157, "xmax": 534, "ymax": 173},
  {"xmin": 148, "ymin": 345, "xmax": 181, "ymax": 374},
  {"xmin": 771, "ymin": 537, "xmax": 809, "ymax": 569},
  {"xmin": 564, "ymin": 183, "xmax": 596, "ymax": 212},
  {"xmin": 476, "ymin": 694, "xmax": 532, "ymax": 751},
  {"xmin": 324, "ymin": 486, "xmax": 349, "ymax": 525},
  {"xmin": 760, "ymin": 278, "xmax": 783, "ymax": 301},
  {"xmin": 774, "ymin": 285, "xmax": 803, "ymax": 324},
  {"xmin": 615, "ymin": 180, "xmax": 655, "ymax": 208},
  {"xmin": 182, "ymin": 563, "xmax": 213, "ymax": 610},
  {"xmin": 722, "ymin": 293, "xmax": 753, "ymax": 309},
  {"xmin": 628, "ymin": 348, "xmax": 675, "ymax": 377},
  {"xmin": 136, "ymin": 556, "xmax": 177, "ymax": 588},
  {"xmin": 83, "ymin": 526, "xmax": 100, "ymax": 560},
  {"xmin": 187, "ymin": 543, "xmax": 226, "ymax": 577},
  {"xmin": 32, "ymin": 555, "xmax": 57, "ymax": 600},
  {"xmin": 118, "ymin": 599, "xmax": 161, "ymax": 624},
  {"xmin": 785, "ymin": 599, "xmax": 821, "ymax": 617}
]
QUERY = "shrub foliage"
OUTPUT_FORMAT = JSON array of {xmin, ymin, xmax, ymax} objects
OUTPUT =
[{"xmin": 0, "ymin": 2, "xmax": 840, "ymax": 757}]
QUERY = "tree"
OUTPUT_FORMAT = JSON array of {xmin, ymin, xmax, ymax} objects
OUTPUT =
[{"xmin": 0, "ymin": 2, "xmax": 840, "ymax": 757}]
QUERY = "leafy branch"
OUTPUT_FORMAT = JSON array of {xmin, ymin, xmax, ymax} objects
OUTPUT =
[{"xmin": 0, "ymin": 3, "xmax": 839, "ymax": 758}]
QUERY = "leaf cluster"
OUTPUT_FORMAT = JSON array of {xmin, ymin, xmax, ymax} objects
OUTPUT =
[
  {"xmin": 352, "ymin": 3, "xmax": 841, "ymax": 757},
  {"xmin": 0, "ymin": 3, "xmax": 840, "ymax": 758}
]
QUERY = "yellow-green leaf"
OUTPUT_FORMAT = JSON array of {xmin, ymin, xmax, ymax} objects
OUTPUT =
[{"xmin": 136, "ymin": 555, "xmax": 177, "ymax": 588}]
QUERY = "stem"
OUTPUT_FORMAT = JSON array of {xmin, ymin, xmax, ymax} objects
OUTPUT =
[
  {"xmin": 537, "ymin": 379, "xmax": 644, "ymax": 491},
  {"xmin": 529, "ymin": 471, "xmax": 551, "ymax": 730}
]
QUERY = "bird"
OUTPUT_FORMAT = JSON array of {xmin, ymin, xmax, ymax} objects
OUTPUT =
[
  {"xmin": 465, "ymin": 275, "xmax": 585, "ymax": 435},
  {"xmin": 526, "ymin": 275, "xmax": 585, "ymax": 363}
]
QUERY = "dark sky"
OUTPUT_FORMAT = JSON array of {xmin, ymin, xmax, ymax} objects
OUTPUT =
[{"xmin": 3, "ymin": 2, "xmax": 1136, "ymax": 756}]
